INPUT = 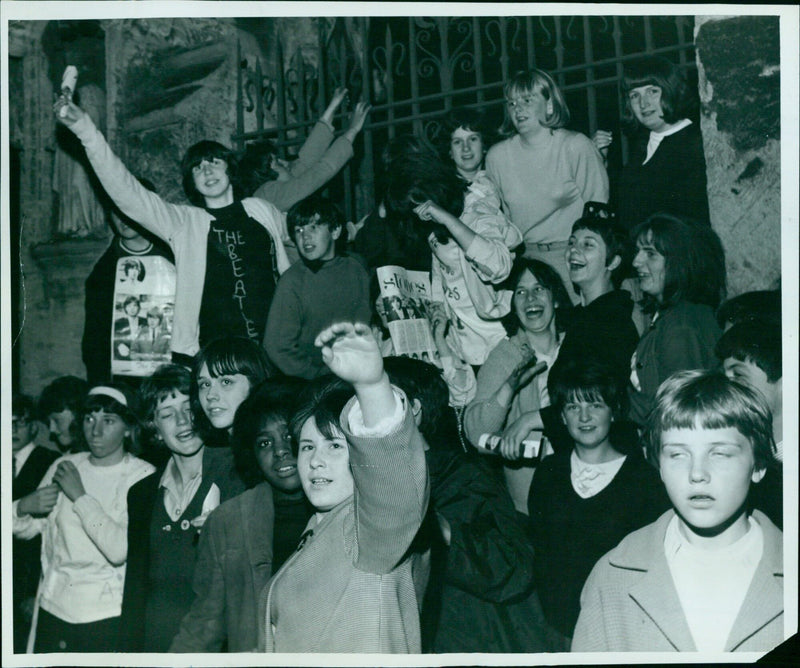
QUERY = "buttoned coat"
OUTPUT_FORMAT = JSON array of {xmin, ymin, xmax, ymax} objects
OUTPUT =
[{"xmin": 572, "ymin": 510, "xmax": 784, "ymax": 652}]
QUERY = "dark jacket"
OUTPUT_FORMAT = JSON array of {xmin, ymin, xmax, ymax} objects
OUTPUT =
[
  {"xmin": 423, "ymin": 448, "xmax": 558, "ymax": 653},
  {"xmin": 170, "ymin": 482, "xmax": 276, "ymax": 652},
  {"xmin": 528, "ymin": 448, "xmax": 670, "ymax": 637},
  {"xmin": 118, "ymin": 447, "xmax": 244, "ymax": 651},
  {"xmin": 628, "ymin": 300, "xmax": 721, "ymax": 425},
  {"xmin": 543, "ymin": 289, "xmax": 640, "ymax": 453},
  {"xmin": 616, "ymin": 122, "xmax": 710, "ymax": 231}
]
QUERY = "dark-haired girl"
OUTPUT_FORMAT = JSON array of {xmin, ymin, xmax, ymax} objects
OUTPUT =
[
  {"xmin": 528, "ymin": 360, "xmax": 669, "ymax": 645},
  {"xmin": 13, "ymin": 386, "xmax": 155, "ymax": 652},
  {"xmin": 463, "ymin": 258, "xmax": 572, "ymax": 513},
  {"xmin": 615, "ymin": 55, "xmax": 710, "ymax": 230},
  {"xmin": 192, "ymin": 335, "xmax": 272, "ymax": 445},
  {"xmin": 55, "ymin": 97, "xmax": 290, "ymax": 363},
  {"xmin": 628, "ymin": 213, "xmax": 725, "ymax": 424}
]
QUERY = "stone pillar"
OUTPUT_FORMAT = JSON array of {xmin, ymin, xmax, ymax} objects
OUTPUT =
[{"xmin": 695, "ymin": 15, "xmax": 781, "ymax": 297}]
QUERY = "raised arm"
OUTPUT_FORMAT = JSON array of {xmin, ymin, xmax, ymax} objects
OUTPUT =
[
  {"xmin": 54, "ymin": 97, "xmax": 195, "ymax": 243},
  {"xmin": 316, "ymin": 322, "xmax": 429, "ymax": 573}
]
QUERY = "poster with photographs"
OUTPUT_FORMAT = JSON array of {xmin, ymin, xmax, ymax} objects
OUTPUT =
[
  {"xmin": 376, "ymin": 265, "xmax": 439, "ymax": 364},
  {"xmin": 111, "ymin": 254, "xmax": 176, "ymax": 376}
]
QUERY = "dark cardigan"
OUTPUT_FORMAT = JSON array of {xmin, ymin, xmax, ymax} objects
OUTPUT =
[
  {"xmin": 528, "ymin": 448, "xmax": 670, "ymax": 638},
  {"xmin": 117, "ymin": 446, "xmax": 243, "ymax": 651},
  {"xmin": 615, "ymin": 122, "xmax": 710, "ymax": 230}
]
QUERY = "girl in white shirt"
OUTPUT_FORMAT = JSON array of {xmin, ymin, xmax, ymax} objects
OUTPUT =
[{"xmin": 13, "ymin": 385, "xmax": 155, "ymax": 653}]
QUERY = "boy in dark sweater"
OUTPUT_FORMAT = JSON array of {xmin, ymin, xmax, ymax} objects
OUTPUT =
[{"xmin": 264, "ymin": 195, "xmax": 371, "ymax": 379}]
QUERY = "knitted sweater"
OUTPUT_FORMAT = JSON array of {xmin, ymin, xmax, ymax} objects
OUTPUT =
[
  {"xmin": 12, "ymin": 453, "xmax": 155, "ymax": 624},
  {"xmin": 485, "ymin": 129, "xmax": 608, "ymax": 249},
  {"xmin": 528, "ymin": 449, "xmax": 670, "ymax": 637},
  {"xmin": 264, "ymin": 255, "xmax": 371, "ymax": 379}
]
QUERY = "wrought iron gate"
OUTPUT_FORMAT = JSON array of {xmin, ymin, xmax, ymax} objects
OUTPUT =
[{"xmin": 233, "ymin": 15, "xmax": 696, "ymax": 221}]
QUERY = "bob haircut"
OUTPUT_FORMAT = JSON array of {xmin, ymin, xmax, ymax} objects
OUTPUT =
[
  {"xmin": 631, "ymin": 213, "xmax": 726, "ymax": 313},
  {"xmin": 138, "ymin": 363, "xmax": 192, "ymax": 425},
  {"xmin": 502, "ymin": 257, "xmax": 573, "ymax": 336},
  {"xmin": 37, "ymin": 375, "xmax": 89, "ymax": 440},
  {"xmin": 384, "ymin": 152, "xmax": 468, "ymax": 245},
  {"xmin": 549, "ymin": 358, "xmax": 627, "ymax": 421},
  {"xmin": 287, "ymin": 195, "xmax": 346, "ymax": 254},
  {"xmin": 570, "ymin": 203, "xmax": 632, "ymax": 288},
  {"xmin": 289, "ymin": 376, "xmax": 353, "ymax": 449},
  {"xmin": 502, "ymin": 69, "xmax": 570, "ymax": 133},
  {"xmin": 232, "ymin": 377, "xmax": 307, "ymax": 488},
  {"xmin": 181, "ymin": 140, "xmax": 244, "ymax": 207},
  {"xmin": 191, "ymin": 336, "xmax": 272, "ymax": 440},
  {"xmin": 122, "ymin": 259, "xmax": 145, "ymax": 281},
  {"xmin": 123, "ymin": 295, "xmax": 141, "ymax": 311},
  {"xmin": 438, "ymin": 107, "xmax": 498, "ymax": 161},
  {"xmin": 621, "ymin": 56, "xmax": 695, "ymax": 128},
  {"xmin": 80, "ymin": 384, "xmax": 141, "ymax": 454},
  {"xmin": 644, "ymin": 370, "xmax": 777, "ymax": 472},
  {"xmin": 715, "ymin": 321, "xmax": 782, "ymax": 383}
]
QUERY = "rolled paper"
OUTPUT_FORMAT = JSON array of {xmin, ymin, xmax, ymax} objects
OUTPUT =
[{"xmin": 59, "ymin": 65, "xmax": 78, "ymax": 117}]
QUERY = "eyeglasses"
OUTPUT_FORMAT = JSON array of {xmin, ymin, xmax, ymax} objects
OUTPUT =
[{"xmin": 505, "ymin": 95, "xmax": 539, "ymax": 110}]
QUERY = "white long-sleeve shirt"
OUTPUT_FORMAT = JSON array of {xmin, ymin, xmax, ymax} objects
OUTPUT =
[{"xmin": 13, "ymin": 452, "xmax": 154, "ymax": 623}]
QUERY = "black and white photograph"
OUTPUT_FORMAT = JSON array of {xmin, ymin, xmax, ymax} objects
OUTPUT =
[{"xmin": 2, "ymin": 2, "xmax": 797, "ymax": 665}]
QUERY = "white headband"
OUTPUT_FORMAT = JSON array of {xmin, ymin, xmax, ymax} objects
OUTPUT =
[{"xmin": 88, "ymin": 386, "xmax": 128, "ymax": 407}]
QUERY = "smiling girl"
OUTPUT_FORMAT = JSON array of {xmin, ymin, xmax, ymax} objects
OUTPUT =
[
  {"xmin": 13, "ymin": 386, "xmax": 155, "ymax": 653},
  {"xmin": 628, "ymin": 213, "xmax": 725, "ymax": 425},
  {"xmin": 485, "ymin": 69, "xmax": 608, "ymax": 302},
  {"xmin": 119, "ymin": 364, "xmax": 244, "ymax": 652},
  {"xmin": 463, "ymin": 258, "xmax": 572, "ymax": 513},
  {"xmin": 259, "ymin": 322, "xmax": 428, "ymax": 653}
]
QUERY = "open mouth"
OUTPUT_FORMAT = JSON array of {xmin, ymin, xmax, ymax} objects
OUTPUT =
[
  {"xmin": 275, "ymin": 463, "xmax": 298, "ymax": 477},
  {"xmin": 309, "ymin": 477, "xmax": 332, "ymax": 487},
  {"xmin": 524, "ymin": 306, "xmax": 544, "ymax": 317},
  {"xmin": 175, "ymin": 429, "xmax": 195, "ymax": 442},
  {"xmin": 568, "ymin": 260, "xmax": 586, "ymax": 271}
]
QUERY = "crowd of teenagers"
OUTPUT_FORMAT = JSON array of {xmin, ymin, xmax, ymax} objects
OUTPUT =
[{"xmin": 10, "ymin": 55, "xmax": 785, "ymax": 655}]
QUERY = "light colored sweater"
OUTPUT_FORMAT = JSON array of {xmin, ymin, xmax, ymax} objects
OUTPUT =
[{"xmin": 485, "ymin": 129, "xmax": 608, "ymax": 249}]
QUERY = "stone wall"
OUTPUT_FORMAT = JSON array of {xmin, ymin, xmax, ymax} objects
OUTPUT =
[{"xmin": 695, "ymin": 15, "xmax": 782, "ymax": 297}]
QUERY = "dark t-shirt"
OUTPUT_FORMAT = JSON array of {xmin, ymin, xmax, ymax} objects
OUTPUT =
[{"xmin": 199, "ymin": 202, "xmax": 276, "ymax": 347}]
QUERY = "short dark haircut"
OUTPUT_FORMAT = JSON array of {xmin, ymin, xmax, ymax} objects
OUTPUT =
[
  {"xmin": 549, "ymin": 359, "xmax": 627, "ymax": 421},
  {"xmin": 501, "ymin": 69, "xmax": 570, "ymax": 134},
  {"xmin": 438, "ymin": 107, "xmax": 498, "ymax": 162},
  {"xmin": 716, "ymin": 321, "xmax": 782, "ymax": 383},
  {"xmin": 239, "ymin": 139, "xmax": 280, "ymax": 195},
  {"xmin": 286, "ymin": 195, "xmax": 346, "ymax": 254},
  {"xmin": 80, "ymin": 384, "xmax": 141, "ymax": 454},
  {"xmin": 123, "ymin": 295, "xmax": 141, "ymax": 310},
  {"xmin": 621, "ymin": 56, "xmax": 695, "ymax": 128},
  {"xmin": 382, "ymin": 356, "xmax": 460, "ymax": 451},
  {"xmin": 191, "ymin": 336, "xmax": 272, "ymax": 440},
  {"xmin": 13, "ymin": 394, "xmax": 37, "ymax": 421},
  {"xmin": 502, "ymin": 257, "xmax": 573, "ymax": 336},
  {"xmin": 232, "ymin": 377, "xmax": 307, "ymax": 488},
  {"xmin": 716, "ymin": 289, "xmax": 782, "ymax": 330},
  {"xmin": 644, "ymin": 370, "xmax": 777, "ymax": 472},
  {"xmin": 122, "ymin": 259, "xmax": 145, "ymax": 281},
  {"xmin": 632, "ymin": 213, "xmax": 726, "ymax": 313},
  {"xmin": 289, "ymin": 375, "xmax": 352, "ymax": 446},
  {"xmin": 570, "ymin": 203, "xmax": 632, "ymax": 288},
  {"xmin": 38, "ymin": 376, "xmax": 89, "ymax": 422},
  {"xmin": 181, "ymin": 140, "xmax": 243, "ymax": 207}
]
